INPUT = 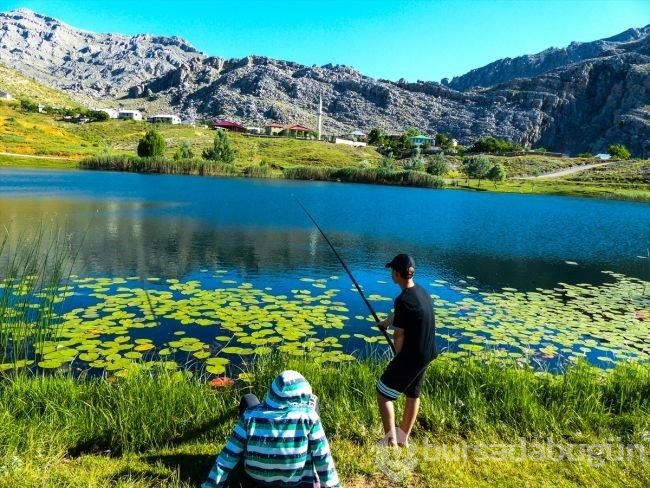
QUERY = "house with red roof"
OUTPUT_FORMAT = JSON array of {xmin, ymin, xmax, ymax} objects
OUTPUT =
[
  {"xmin": 280, "ymin": 124, "xmax": 313, "ymax": 139},
  {"xmin": 212, "ymin": 119, "xmax": 246, "ymax": 132},
  {"xmin": 264, "ymin": 122, "xmax": 285, "ymax": 136}
]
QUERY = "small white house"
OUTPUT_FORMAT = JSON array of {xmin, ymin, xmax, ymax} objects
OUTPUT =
[
  {"xmin": 334, "ymin": 137, "xmax": 366, "ymax": 148},
  {"xmin": 148, "ymin": 114, "xmax": 181, "ymax": 124},
  {"xmin": 118, "ymin": 110, "xmax": 143, "ymax": 121},
  {"xmin": 0, "ymin": 91, "xmax": 13, "ymax": 100},
  {"xmin": 595, "ymin": 153, "xmax": 611, "ymax": 160},
  {"xmin": 94, "ymin": 108, "xmax": 118, "ymax": 119}
]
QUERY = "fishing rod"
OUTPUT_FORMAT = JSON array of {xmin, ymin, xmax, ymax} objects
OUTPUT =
[{"xmin": 293, "ymin": 195, "xmax": 396, "ymax": 356}]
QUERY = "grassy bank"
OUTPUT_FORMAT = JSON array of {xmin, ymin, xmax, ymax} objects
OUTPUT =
[
  {"xmin": 455, "ymin": 178, "xmax": 650, "ymax": 202},
  {"xmin": 0, "ymin": 355, "xmax": 648, "ymax": 487},
  {"xmin": 0, "ymin": 153, "xmax": 78, "ymax": 169}
]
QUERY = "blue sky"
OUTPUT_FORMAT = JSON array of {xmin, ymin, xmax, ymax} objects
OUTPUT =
[{"xmin": 1, "ymin": 0, "xmax": 648, "ymax": 81}]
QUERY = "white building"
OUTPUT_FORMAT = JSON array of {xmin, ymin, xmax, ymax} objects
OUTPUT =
[
  {"xmin": 148, "ymin": 114, "xmax": 181, "ymax": 124},
  {"xmin": 0, "ymin": 91, "xmax": 13, "ymax": 100},
  {"xmin": 118, "ymin": 110, "xmax": 143, "ymax": 121}
]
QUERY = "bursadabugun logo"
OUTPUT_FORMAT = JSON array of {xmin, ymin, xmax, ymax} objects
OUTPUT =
[{"xmin": 374, "ymin": 428, "xmax": 418, "ymax": 483}]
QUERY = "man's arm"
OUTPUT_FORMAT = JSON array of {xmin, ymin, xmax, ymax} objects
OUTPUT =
[{"xmin": 377, "ymin": 312, "xmax": 394, "ymax": 330}]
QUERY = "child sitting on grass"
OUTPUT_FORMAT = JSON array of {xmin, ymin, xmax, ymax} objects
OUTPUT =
[{"xmin": 202, "ymin": 370, "xmax": 340, "ymax": 488}]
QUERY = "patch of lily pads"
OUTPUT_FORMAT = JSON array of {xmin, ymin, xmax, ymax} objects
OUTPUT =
[{"xmin": 1, "ymin": 269, "xmax": 648, "ymax": 376}]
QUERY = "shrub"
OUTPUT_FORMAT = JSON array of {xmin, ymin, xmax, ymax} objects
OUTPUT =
[
  {"xmin": 427, "ymin": 153, "xmax": 449, "ymax": 176},
  {"xmin": 173, "ymin": 141, "xmax": 194, "ymax": 161},
  {"xmin": 203, "ymin": 131, "xmax": 236, "ymax": 164},
  {"xmin": 462, "ymin": 155, "xmax": 493, "ymax": 186},
  {"xmin": 608, "ymin": 144, "xmax": 631, "ymax": 160},
  {"xmin": 471, "ymin": 136, "xmax": 523, "ymax": 154},
  {"xmin": 137, "ymin": 129, "xmax": 166, "ymax": 158}
]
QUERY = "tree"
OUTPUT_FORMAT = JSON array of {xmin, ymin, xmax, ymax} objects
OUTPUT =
[
  {"xmin": 427, "ymin": 153, "xmax": 449, "ymax": 176},
  {"xmin": 20, "ymin": 99, "xmax": 38, "ymax": 112},
  {"xmin": 435, "ymin": 133, "xmax": 453, "ymax": 151},
  {"xmin": 174, "ymin": 141, "xmax": 194, "ymax": 160},
  {"xmin": 85, "ymin": 110, "xmax": 110, "ymax": 122},
  {"xmin": 203, "ymin": 130, "xmax": 236, "ymax": 164},
  {"xmin": 462, "ymin": 155, "xmax": 493, "ymax": 187},
  {"xmin": 137, "ymin": 129, "xmax": 166, "ymax": 158},
  {"xmin": 471, "ymin": 136, "xmax": 523, "ymax": 154},
  {"xmin": 608, "ymin": 144, "xmax": 631, "ymax": 160},
  {"xmin": 405, "ymin": 148, "xmax": 425, "ymax": 171},
  {"xmin": 488, "ymin": 163, "xmax": 507, "ymax": 187},
  {"xmin": 368, "ymin": 128, "xmax": 383, "ymax": 145}
]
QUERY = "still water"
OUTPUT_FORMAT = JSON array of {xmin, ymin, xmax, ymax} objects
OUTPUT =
[{"xmin": 1, "ymin": 168, "xmax": 649, "ymax": 371}]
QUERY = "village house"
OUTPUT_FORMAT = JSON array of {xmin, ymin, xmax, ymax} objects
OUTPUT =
[
  {"xmin": 148, "ymin": 114, "xmax": 181, "ymax": 124},
  {"xmin": 212, "ymin": 119, "xmax": 246, "ymax": 132},
  {"xmin": 0, "ymin": 91, "xmax": 13, "ymax": 100},
  {"xmin": 346, "ymin": 130, "xmax": 367, "ymax": 142},
  {"xmin": 264, "ymin": 122, "xmax": 285, "ymax": 136},
  {"xmin": 118, "ymin": 110, "xmax": 143, "ymax": 121},
  {"xmin": 409, "ymin": 134, "xmax": 433, "ymax": 146},
  {"xmin": 280, "ymin": 124, "xmax": 313, "ymax": 139}
]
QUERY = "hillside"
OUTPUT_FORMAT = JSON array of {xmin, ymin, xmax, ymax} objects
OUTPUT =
[
  {"xmin": 0, "ymin": 9, "xmax": 648, "ymax": 156},
  {"xmin": 0, "ymin": 102, "xmax": 381, "ymax": 165},
  {"xmin": 0, "ymin": 63, "xmax": 81, "ymax": 108}
]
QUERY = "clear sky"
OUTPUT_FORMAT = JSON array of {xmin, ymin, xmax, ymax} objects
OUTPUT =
[{"xmin": 1, "ymin": 0, "xmax": 648, "ymax": 81}]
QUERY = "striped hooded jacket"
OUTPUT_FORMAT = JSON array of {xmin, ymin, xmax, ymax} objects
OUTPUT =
[{"xmin": 202, "ymin": 370, "xmax": 341, "ymax": 488}]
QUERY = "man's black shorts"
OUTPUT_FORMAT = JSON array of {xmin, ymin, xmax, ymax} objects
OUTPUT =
[{"xmin": 376, "ymin": 355, "xmax": 431, "ymax": 400}]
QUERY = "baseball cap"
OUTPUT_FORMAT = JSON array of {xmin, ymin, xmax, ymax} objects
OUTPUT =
[{"xmin": 385, "ymin": 254, "xmax": 416, "ymax": 278}]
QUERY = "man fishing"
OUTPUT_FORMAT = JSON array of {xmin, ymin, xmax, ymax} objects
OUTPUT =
[{"xmin": 375, "ymin": 254, "xmax": 437, "ymax": 447}]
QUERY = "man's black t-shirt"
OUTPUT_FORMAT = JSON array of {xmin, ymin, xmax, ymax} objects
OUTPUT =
[{"xmin": 393, "ymin": 284, "xmax": 437, "ymax": 363}]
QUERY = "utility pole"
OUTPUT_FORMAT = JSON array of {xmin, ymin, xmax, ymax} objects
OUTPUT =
[{"xmin": 316, "ymin": 94, "xmax": 323, "ymax": 140}]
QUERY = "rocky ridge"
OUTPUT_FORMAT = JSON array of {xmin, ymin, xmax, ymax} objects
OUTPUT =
[{"xmin": 0, "ymin": 9, "xmax": 648, "ymax": 155}]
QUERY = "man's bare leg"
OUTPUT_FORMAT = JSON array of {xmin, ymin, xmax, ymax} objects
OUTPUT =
[
  {"xmin": 377, "ymin": 391, "xmax": 397, "ymax": 446},
  {"xmin": 399, "ymin": 397, "xmax": 420, "ymax": 446}
]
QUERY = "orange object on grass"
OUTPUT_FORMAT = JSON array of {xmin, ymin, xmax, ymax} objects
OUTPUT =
[{"xmin": 210, "ymin": 376, "xmax": 235, "ymax": 388}]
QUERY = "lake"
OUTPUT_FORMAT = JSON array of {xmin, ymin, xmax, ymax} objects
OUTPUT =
[{"xmin": 1, "ymin": 167, "xmax": 649, "ymax": 373}]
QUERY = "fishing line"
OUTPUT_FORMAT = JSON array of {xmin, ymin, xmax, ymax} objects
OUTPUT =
[{"xmin": 293, "ymin": 194, "xmax": 396, "ymax": 355}]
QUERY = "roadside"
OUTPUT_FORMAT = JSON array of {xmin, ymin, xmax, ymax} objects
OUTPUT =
[{"xmin": 515, "ymin": 162, "xmax": 615, "ymax": 179}]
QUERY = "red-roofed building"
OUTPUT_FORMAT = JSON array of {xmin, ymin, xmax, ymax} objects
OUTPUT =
[
  {"xmin": 264, "ymin": 122, "xmax": 285, "ymax": 136},
  {"xmin": 281, "ymin": 124, "xmax": 313, "ymax": 139},
  {"xmin": 212, "ymin": 119, "xmax": 246, "ymax": 132}
]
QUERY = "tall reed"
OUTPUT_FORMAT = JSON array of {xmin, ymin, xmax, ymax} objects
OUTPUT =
[
  {"xmin": 79, "ymin": 155, "xmax": 238, "ymax": 177},
  {"xmin": 283, "ymin": 165, "xmax": 445, "ymax": 188},
  {"xmin": 0, "ymin": 226, "xmax": 69, "ymax": 368}
]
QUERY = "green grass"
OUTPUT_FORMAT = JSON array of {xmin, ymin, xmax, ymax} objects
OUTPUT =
[
  {"xmin": 0, "ymin": 154, "xmax": 78, "ymax": 169},
  {"xmin": 0, "ymin": 105, "xmax": 96, "ymax": 157},
  {"xmin": 0, "ymin": 355, "xmax": 648, "ymax": 487},
  {"xmin": 452, "ymin": 178, "xmax": 650, "ymax": 202},
  {"xmin": 565, "ymin": 160, "xmax": 650, "ymax": 184}
]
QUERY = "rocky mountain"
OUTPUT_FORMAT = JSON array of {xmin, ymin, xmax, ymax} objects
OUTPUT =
[
  {"xmin": 0, "ymin": 8, "xmax": 648, "ymax": 156},
  {"xmin": 445, "ymin": 26, "xmax": 650, "ymax": 91}
]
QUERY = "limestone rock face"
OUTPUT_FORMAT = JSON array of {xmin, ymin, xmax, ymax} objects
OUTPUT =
[{"xmin": 1, "ymin": 9, "xmax": 648, "ymax": 155}]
